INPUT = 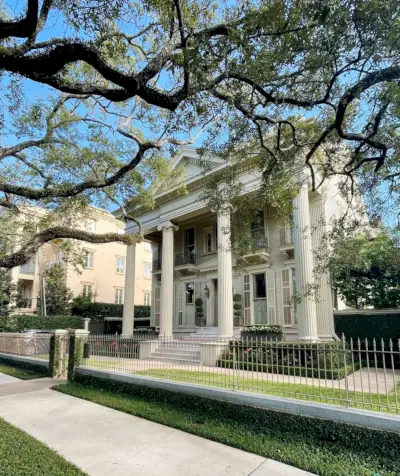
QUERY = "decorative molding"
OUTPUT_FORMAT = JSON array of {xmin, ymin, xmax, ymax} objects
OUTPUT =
[{"xmin": 157, "ymin": 221, "xmax": 179, "ymax": 232}]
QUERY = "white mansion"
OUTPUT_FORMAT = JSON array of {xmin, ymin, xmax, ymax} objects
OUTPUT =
[{"xmin": 122, "ymin": 147, "xmax": 351, "ymax": 341}]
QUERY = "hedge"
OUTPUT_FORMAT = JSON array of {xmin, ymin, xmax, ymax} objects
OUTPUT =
[
  {"xmin": 67, "ymin": 373, "xmax": 400, "ymax": 475},
  {"xmin": 70, "ymin": 301, "xmax": 150, "ymax": 319},
  {"xmin": 0, "ymin": 355, "xmax": 49, "ymax": 376},
  {"xmin": 0, "ymin": 315, "xmax": 84, "ymax": 333},
  {"xmin": 216, "ymin": 340, "xmax": 353, "ymax": 379},
  {"xmin": 335, "ymin": 311, "xmax": 400, "ymax": 345}
]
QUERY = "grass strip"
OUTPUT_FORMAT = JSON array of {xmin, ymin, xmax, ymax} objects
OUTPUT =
[
  {"xmin": 0, "ymin": 363, "xmax": 45, "ymax": 380},
  {"xmin": 0, "ymin": 417, "xmax": 85, "ymax": 476},
  {"xmin": 54, "ymin": 377, "xmax": 400, "ymax": 476},
  {"xmin": 137, "ymin": 368, "xmax": 400, "ymax": 414}
]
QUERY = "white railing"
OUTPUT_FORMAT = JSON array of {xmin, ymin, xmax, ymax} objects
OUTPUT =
[{"xmin": 80, "ymin": 334, "xmax": 400, "ymax": 415}]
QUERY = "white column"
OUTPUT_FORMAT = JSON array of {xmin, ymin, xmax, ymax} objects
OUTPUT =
[
  {"xmin": 293, "ymin": 183, "xmax": 318, "ymax": 341},
  {"xmin": 157, "ymin": 221, "xmax": 179, "ymax": 337},
  {"xmin": 122, "ymin": 242, "xmax": 136, "ymax": 336},
  {"xmin": 217, "ymin": 212, "xmax": 233, "ymax": 337}
]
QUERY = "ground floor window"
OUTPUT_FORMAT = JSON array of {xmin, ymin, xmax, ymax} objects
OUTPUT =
[
  {"xmin": 115, "ymin": 287, "xmax": 124, "ymax": 304},
  {"xmin": 82, "ymin": 283, "xmax": 93, "ymax": 297},
  {"xmin": 253, "ymin": 272, "xmax": 268, "ymax": 324}
]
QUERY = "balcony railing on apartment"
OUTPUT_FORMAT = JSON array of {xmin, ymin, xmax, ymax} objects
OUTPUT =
[
  {"xmin": 152, "ymin": 259, "xmax": 162, "ymax": 271},
  {"xmin": 174, "ymin": 251, "xmax": 197, "ymax": 266},
  {"xmin": 280, "ymin": 227, "xmax": 294, "ymax": 246},
  {"xmin": 19, "ymin": 263, "xmax": 35, "ymax": 275}
]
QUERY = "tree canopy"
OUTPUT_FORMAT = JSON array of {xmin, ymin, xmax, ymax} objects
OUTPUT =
[
  {"xmin": 329, "ymin": 232, "xmax": 400, "ymax": 309},
  {"xmin": 0, "ymin": 0, "xmax": 399, "ymax": 267}
]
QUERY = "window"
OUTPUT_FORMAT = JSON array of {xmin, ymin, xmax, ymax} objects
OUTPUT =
[
  {"xmin": 117, "ymin": 227, "xmax": 125, "ymax": 235},
  {"xmin": 144, "ymin": 242, "xmax": 152, "ymax": 252},
  {"xmin": 185, "ymin": 228, "xmax": 195, "ymax": 257},
  {"xmin": 85, "ymin": 219, "xmax": 96, "ymax": 233},
  {"xmin": 144, "ymin": 292, "xmax": 151, "ymax": 306},
  {"xmin": 243, "ymin": 275, "xmax": 251, "ymax": 325},
  {"xmin": 115, "ymin": 257, "xmax": 125, "ymax": 274},
  {"xmin": 253, "ymin": 273, "xmax": 266, "ymax": 298},
  {"xmin": 115, "ymin": 288, "xmax": 124, "ymax": 304},
  {"xmin": 186, "ymin": 282, "xmax": 194, "ymax": 304},
  {"xmin": 251, "ymin": 210, "xmax": 265, "ymax": 246},
  {"xmin": 82, "ymin": 284, "xmax": 93, "ymax": 297},
  {"xmin": 203, "ymin": 226, "xmax": 216, "ymax": 253},
  {"xmin": 83, "ymin": 250, "xmax": 94, "ymax": 268},
  {"xmin": 55, "ymin": 252, "xmax": 61, "ymax": 263},
  {"xmin": 144, "ymin": 262, "xmax": 152, "ymax": 278}
]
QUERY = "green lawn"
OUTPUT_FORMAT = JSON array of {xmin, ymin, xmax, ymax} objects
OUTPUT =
[
  {"xmin": 0, "ymin": 417, "xmax": 85, "ymax": 476},
  {"xmin": 54, "ymin": 380, "xmax": 400, "ymax": 476},
  {"xmin": 0, "ymin": 363, "xmax": 45, "ymax": 380},
  {"xmin": 137, "ymin": 369, "xmax": 400, "ymax": 414}
]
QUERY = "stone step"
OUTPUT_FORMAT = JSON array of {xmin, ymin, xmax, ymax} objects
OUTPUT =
[
  {"xmin": 146, "ymin": 356, "xmax": 200, "ymax": 365},
  {"xmin": 151, "ymin": 351, "xmax": 201, "ymax": 360}
]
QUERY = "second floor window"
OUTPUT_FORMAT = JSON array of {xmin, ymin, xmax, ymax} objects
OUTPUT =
[
  {"xmin": 144, "ymin": 292, "xmax": 151, "ymax": 306},
  {"xmin": 115, "ymin": 288, "xmax": 124, "ymax": 304},
  {"xmin": 82, "ymin": 283, "xmax": 93, "ymax": 297},
  {"xmin": 144, "ymin": 262, "xmax": 152, "ymax": 278},
  {"xmin": 185, "ymin": 228, "xmax": 195, "ymax": 260},
  {"xmin": 116, "ymin": 257, "xmax": 125, "ymax": 274},
  {"xmin": 203, "ymin": 226, "xmax": 216, "ymax": 253},
  {"xmin": 83, "ymin": 251, "xmax": 94, "ymax": 269},
  {"xmin": 85, "ymin": 219, "xmax": 96, "ymax": 233}
]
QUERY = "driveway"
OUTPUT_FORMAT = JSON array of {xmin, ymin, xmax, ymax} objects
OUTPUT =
[{"xmin": 0, "ymin": 386, "xmax": 314, "ymax": 476}]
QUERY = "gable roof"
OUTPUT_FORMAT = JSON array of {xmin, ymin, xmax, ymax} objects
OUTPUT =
[{"xmin": 151, "ymin": 146, "xmax": 225, "ymax": 196}]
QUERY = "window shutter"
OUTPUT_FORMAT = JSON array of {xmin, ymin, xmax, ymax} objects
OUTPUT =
[
  {"xmin": 243, "ymin": 274, "xmax": 251, "ymax": 325},
  {"xmin": 173, "ymin": 283, "xmax": 177, "ymax": 328},
  {"xmin": 178, "ymin": 283, "xmax": 183, "ymax": 326},
  {"xmin": 154, "ymin": 285, "xmax": 161, "ymax": 327},
  {"xmin": 281, "ymin": 269, "xmax": 293, "ymax": 326},
  {"xmin": 267, "ymin": 269, "xmax": 276, "ymax": 324}
]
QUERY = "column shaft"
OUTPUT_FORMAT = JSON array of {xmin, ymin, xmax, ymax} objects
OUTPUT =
[
  {"xmin": 217, "ymin": 212, "xmax": 233, "ymax": 337},
  {"xmin": 122, "ymin": 243, "xmax": 136, "ymax": 335},
  {"xmin": 293, "ymin": 184, "xmax": 318, "ymax": 341}
]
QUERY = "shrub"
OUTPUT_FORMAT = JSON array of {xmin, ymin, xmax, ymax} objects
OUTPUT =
[
  {"xmin": 242, "ymin": 325, "xmax": 282, "ymax": 334},
  {"xmin": 0, "ymin": 315, "xmax": 84, "ymax": 332},
  {"xmin": 70, "ymin": 301, "xmax": 150, "ymax": 319},
  {"xmin": 217, "ymin": 340, "xmax": 352, "ymax": 379}
]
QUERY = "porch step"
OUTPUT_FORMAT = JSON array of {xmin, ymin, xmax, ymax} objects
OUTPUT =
[{"xmin": 145, "ymin": 340, "xmax": 202, "ymax": 364}]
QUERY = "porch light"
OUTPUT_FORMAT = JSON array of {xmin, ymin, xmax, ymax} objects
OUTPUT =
[{"xmin": 204, "ymin": 285, "xmax": 210, "ymax": 298}]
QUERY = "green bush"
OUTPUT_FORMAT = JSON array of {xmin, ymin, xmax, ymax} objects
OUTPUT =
[
  {"xmin": 70, "ymin": 301, "xmax": 150, "ymax": 319},
  {"xmin": 217, "ymin": 340, "xmax": 352, "ymax": 379},
  {"xmin": 0, "ymin": 315, "xmax": 84, "ymax": 332}
]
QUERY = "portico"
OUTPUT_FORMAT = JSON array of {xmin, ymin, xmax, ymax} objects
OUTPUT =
[{"xmin": 121, "ymin": 146, "xmax": 339, "ymax": 341}]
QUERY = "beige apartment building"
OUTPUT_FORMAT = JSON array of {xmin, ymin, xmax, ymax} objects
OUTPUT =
[{"xmin": 12, "ymin": 208, "xmax": 152, "ymax": 313}]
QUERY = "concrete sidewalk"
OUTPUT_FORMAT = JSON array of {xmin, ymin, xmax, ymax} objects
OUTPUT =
[
  {"xmin": 0, "ymin": 371, "xmax": 20, "ymax": 385},
  {"xmin": 0, "ymin": 386, "xmax": 314, "ymax": 476}
]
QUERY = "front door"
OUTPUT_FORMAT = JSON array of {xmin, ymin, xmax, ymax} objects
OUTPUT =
[{"xmin": 253, "ymin": 273, "xmax": 267, "ymax": 324}]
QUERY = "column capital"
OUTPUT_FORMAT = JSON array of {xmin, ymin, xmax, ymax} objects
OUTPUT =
[{"xmin": 157, "ymin": 221, "xmax": 179, "ymax": 232}]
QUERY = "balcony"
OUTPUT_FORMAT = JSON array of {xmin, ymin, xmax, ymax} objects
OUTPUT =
[
  {"xmin": 19, "ymin": 263, "xmax": 35, "ymax": 276},
  {"xmin": 152, "ymin": 258, "xmax": 162, "ymax": 273},
  {"xmin": 280, "ymin": 228, "xmax": 295, "ymax": 251},
  {"xmin": 236, "ymin": 232, "xmax": 269, "ymax": 265},
  {"xmin": 174, "ymin": 251, "xmax": 197, "ymax": 274}
]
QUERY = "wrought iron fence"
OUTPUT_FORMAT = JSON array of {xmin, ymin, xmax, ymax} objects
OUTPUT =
[
  {"xmin": 79, "ymin": 334, "xmax": 400, "ymax": 415},
  {"xmin": 174, "ymin": 251, "xmax": 197, "ymax": 266},
  {"xmin": 0, "ymin": 332, "xmax": 52, "ymax": 359}
]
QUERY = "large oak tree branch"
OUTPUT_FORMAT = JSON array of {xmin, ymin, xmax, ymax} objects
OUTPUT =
[{"xmin": 0, "ymin": 226, "xmax": 137, "ymax": 269}]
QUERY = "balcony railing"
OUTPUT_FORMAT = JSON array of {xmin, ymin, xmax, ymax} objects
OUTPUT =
[
  {"xmin": 152, "ymin": 259, "xmax": 162, "ymax": 271},
  {"xmin": 280, "ymin": 227, "xmax": 294, "ymax": 246},
  {"xmin": 19, "ymin": 263, "xmax": 35, "ymax": 275},
  {"xmin": 174, "ymin": 251, "xmax": 197, "ymax": 266}
]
